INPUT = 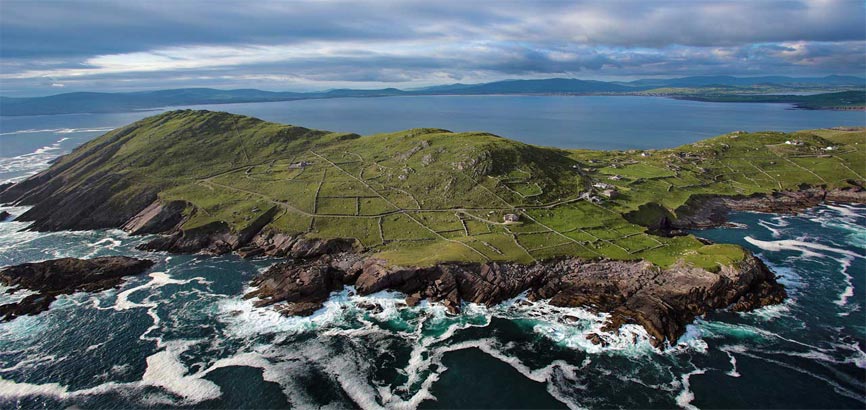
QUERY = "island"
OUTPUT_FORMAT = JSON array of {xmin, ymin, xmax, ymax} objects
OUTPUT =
[{"xmin": 1, "ymin": 110, "xmax": 863, "ymax": 346}]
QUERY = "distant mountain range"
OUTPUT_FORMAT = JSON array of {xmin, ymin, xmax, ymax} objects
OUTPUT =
[
  {"xmin": 1, "ymin": 75, "xmax": 863, "ymax": 116},
  {"xmin": 621, "ymin": 75, "xmax": 865, "ymax": 88}
]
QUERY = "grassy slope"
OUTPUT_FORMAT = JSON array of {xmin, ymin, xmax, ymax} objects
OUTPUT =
[{"xmin": 50, "ymin": 110, "xmax": 866, "ymax": 269}]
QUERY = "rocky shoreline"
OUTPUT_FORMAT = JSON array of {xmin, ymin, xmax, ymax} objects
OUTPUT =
[
  {"xmin": 669, "ymin": 187, "xmax": 866, "ymax": 230},
  {"xmin": 2, "ymin": 186, "xmax": 863, "ymax": 346},
  {"xmin": 244, "ymin": 252, "xmax": 784, "ymax": 347},
  {"xmin": 0, "ymin": 256, "xmax": 155, "ymax": 320}
]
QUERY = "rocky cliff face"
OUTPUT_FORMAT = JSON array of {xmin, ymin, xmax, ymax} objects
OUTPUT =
[
  {"xmin": 242, "ymin": 252, "xmax": 785, "ymax": 348},
  {"xmin": 0, "ymin": 256, "xmax": 155, "ymax": 320},
  {"xmin": 5, "ymin": 176, "xmax": 839, "ymax": 347},
  {"xmin": 0, "ymin": 123, "xmax": 161, "ymax": 232},
  {"xmin": 671, "ymin": 187, "xmax": 866, "ymax": 230}
]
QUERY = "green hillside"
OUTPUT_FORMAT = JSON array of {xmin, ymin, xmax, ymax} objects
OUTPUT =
[{"xmin": 25, "ymin": 110, "xmax": 866, "ymax": 268}]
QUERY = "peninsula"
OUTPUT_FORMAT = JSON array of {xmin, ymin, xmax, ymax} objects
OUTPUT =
[
  {"xmin": 2, "ymin": 110, "xmax": 863, "ymax": 346},
  {"xmin": 1, "ymin": 76, "xmax": 863, "ymax": 116}
]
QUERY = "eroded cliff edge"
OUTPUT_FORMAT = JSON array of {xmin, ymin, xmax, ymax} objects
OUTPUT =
[
  {"xmin": 1, "ymin": 112, "xmax": 863, "ymax": 348},
  {"xmin": 244, "ymin": 253, "xmax": 784, "ymax": 347}
]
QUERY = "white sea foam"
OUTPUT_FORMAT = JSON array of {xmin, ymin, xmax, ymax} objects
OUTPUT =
[
  {"xmin": 0, "ymin": 340, "xmax": 220, "ymax": 405},
  {"xmin": 835, "ymin": 256, "xmax": 856, "ymax": 308},
  {"xmin": 735, "ymin": 349, "xmax": 866, "ymax": 403},
  {"xmin": 673, "ymin": 325, "xmax": 709, "ymax": 354},
  {"xmin": 835, "ymin": 340, "xmax": 866, "ymax": 369},
  {"xmin": 114, "ymin": 272, "xmax": 205, "ymax": 311},
  {"xmin": 0, "ymin": 127, "xmax": 114, "ymax": 136},
  {"xmin": 674, "ymin": 367, "xmax": 706, "ymax": 409},
  {"xmin": 747, "ymin": 301, "xmax": 793, "ymax": 321},
  {"xmin": 141, "ymin": 340, "xmax": 222, "ymax": 404},
  {"xmin": 0, "ymin": 138, "xmax": 71, "ymax": 183},
  {"xmin": 0, "ymin": 378, "xmax": 71, "ymax": 398},
  {"xmin": 745, "ymin": 237, "xmax": 863, "ymax": 260},
  {"xmin": 720, "ymin": 345, "xmax": 747, "ymax": 378},
  {"xmin": 757, "ymin": 216, "xmax": 789, "ymax": 238},
  {"xmin": 825, "ymin": 204, "xmax": 866, "ymax": 220}
]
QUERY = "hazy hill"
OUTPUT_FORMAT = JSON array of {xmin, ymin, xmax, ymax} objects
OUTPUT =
[
  {"xmin": 3, "ymin": 75, "xmax": 863, "ymax": 116},
  {"xmin": 625, "ymin": 75, "xmax": 866, "ymax": 88},
  {"xmin": 416, "ymin": 78, "xmax": 634, "ymax": 94}
]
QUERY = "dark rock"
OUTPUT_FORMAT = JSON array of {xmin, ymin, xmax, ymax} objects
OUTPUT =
[
  {"xmin": 0, "ymin": 256, "xmax": 155, "ymax": 321},
  {"xmin": 243, "ymin": 259, "xmax": 344, "ymax": 312},
  {"xmin": 586, "ymin": 333, "xmax": 604, "ymax": 345},
  {"xmin": 137, "ymin": 222, "xmax": 237, "ymax": 255},
  {"xmin": 289, "ymin": 237, "xmax": 356, "ymax": 259},
  {"xmin": 357, "ymin": 301, "xmax": 383, "ymax": 313},
  {"xmin": 248, "ymin": 254, "xmax": 785, "ymax": 347},
  {"xmin": 405, "ymin": 293, "xmax": 422, "ymax": 307},
  {"xmin": 0, "ymin": 211, "xmax": 11, "ymax": 222},
  {"xmin": 277, "ymin": 301, "xmax": 323, "ymax": 316},
  {"xmin": 672, "ymin": 187, "xmax": 866, "ymax": 231},
  {"xmin": 122, "ymin": 200, "xmax": 189, "ymax": 235}
]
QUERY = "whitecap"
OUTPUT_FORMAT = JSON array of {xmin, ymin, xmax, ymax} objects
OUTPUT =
[
  {"xmin": 0, "ymin": 138, "xmax": 71, "ymax": 183},
  {"xmin": 745, "ymin": 237, "xmax": 863, "ymax": 260},
  {"xmin": 674, "ymin": 367, "xmax": 706, "ymax": 409},
  {"xmin": 835, "ymin": 256, "xmax": 856, "ymax": 308},
  {"xmin": 746, "ymin": 301, "xmax": 793, "ymax": 321},
  {"xmin": 720, "ymin": 345, "xmax": 747, "ymax": 378},
  {"xmin": 825, "ymin": 204, "xmax": 866, "ymax": 220},
  {"xmin": 141, "ymin": 340, "xmax": 222, "ymax": 404},
  {"xmin": 0, "ymin": 127, "xmax": 113, "ymax": 136}
]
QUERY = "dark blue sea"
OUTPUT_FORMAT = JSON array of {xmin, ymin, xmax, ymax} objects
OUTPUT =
[{"xmin": 0, "ymin": 96, "xmax": 864, "ymax": 409}]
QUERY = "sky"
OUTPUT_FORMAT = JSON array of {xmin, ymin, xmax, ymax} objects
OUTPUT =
[{"xmin": 1, "ymin": 0, "xmax": 864, "ymax": 96}]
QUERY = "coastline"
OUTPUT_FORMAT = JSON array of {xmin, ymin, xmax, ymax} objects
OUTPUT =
[
  {"xmin": 0, "ymin": 111, "xmax": 862, "ymax": 349},
  {"xmin": 4, "ymin": 186, "xmax": 863, "ymax": 346}
]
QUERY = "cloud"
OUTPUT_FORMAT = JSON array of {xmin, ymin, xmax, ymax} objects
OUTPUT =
[{"xmin": 0, "ymin": 0, "xmax": 863, "ymax": 95}]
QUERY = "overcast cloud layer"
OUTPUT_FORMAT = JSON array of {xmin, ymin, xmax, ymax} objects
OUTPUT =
[{"xmin": 1, "ymin": 0, "xmax": 864, "ymax": 96}]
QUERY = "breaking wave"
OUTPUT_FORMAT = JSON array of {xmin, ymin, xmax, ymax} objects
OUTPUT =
[{"xmin": 0, "ymin": 204, "xmax": 863, "ymax": 409}]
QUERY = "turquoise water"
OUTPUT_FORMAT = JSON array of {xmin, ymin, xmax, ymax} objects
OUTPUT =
[
  {"xmin": 0, "ymin": 204, "xmax": 862, "ymax": 409},
  {"xmin": 0, "ymin": 97, "xmax": 864, "ymax": 408}
]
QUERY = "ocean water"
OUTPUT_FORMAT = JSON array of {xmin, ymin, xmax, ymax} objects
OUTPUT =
[
  {"xmin": 0, "ymin": 203, "xmax": 863, "ymax": 409},
  {"xmin": 0, "ymin": 97, "xmax": 864, "ymax": 408},
  {"xmin": 2, "ymin": 95, "xmax": 865, "ymax": 181}
]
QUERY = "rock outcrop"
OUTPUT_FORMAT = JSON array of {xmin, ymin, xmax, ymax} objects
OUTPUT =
[
  {"xmin": 138, "ymin": 222, "xmax": 357, "ymax": 258},
  {"xmin": 121, "ymin": 200, "xmax": 189, "ymax": 235},
  {"xmin": 0, "ymin": 256, "xmax": 155, "ymax": 320},
  {"xmin": 0, "ymin": 123, "xmax": 160, "ymax": 232},
  {"xmin": 245, "ymin": 253, "xmax": 785, "ymax": 347},
  {"xmin": 671, "ymin": 187, "xmax": 866, "ymax": 230}
]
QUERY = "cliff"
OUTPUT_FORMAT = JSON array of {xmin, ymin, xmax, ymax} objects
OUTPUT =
[
  {"xmin": 1, "ymin": 111, "xmax": 863, "ymax": 343},
  {"xmin": 243, "ymin": 252, "xmax": 784, "ymax": 347}
]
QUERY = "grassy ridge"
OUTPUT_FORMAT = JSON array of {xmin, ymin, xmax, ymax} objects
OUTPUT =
[{"xmin": 48, "ymin": 110, "xmax": 866, "ymax": 269}]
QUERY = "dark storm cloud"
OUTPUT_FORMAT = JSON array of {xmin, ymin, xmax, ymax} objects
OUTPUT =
[{"xmin": 1, "ymin": 0, "xmax": 864, "ymax": 95}]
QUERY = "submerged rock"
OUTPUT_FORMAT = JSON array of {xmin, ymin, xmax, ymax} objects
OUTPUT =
[{"xmin": 0, "ymin": 256, "xmax": 155, "ymax": 320}]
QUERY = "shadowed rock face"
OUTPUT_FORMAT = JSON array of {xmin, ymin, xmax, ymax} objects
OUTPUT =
[
  {"xmin": 244, "ymin": 253, "xmax": 785, "ymax": 348},
  {"xmin": 671, "ymin": 187, "xmax": 866, "ymax": 230},
  {"xmin": 0, "ymin": 256, "xmax": 155, "ymax": 320}
]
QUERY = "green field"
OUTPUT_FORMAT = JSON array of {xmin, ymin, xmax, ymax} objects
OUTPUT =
[{"xmin": 44, "ymin": 110, "xmax": 866, "ymax": 269}]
